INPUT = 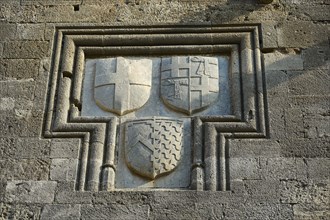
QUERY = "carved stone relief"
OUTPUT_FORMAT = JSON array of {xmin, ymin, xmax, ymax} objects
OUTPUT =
[
  {"xmin": 125, "ymin": 118, "xmax": 184, "ymax": 180},
  {"xmin": 161, "ymin": 56, "xmax": 219, "ymax": 115},
  {"xmin": 93, "ymin": 57, "xmax": 152, "ymax": 115},
  {"xmin": 44, "ymin": 25, "xmax": 268, "ymax": 192}
]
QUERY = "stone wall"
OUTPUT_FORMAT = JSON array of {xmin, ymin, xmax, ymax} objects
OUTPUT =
[{"xmin": 0, "ymin": 0, "xmax": 329, "ymax": 219}]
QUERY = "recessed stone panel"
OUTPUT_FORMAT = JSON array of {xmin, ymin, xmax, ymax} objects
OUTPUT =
[{"xmin": 43, "ymin": 25, "xmax": 268, "ymax": 192}]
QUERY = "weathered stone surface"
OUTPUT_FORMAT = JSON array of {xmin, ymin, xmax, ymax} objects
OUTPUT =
[
  {"xmin": 230, "ymin": 158, "xmax": 261, "ymax": 180},
  {"xmin": 278, "ymin": 21, "xmax": 329, "ymax": 48},
  {"xmin": 302, "ymin": 46, "xmax": 330, "ymax": 70},
  {"xmin": 229, "ymin": 139, "xmax": 281, "ymax": 158},
  {"xmin": 0, "ymin": 59, "xmax": 40, "ymax": 80},
  {"xmin": 80, "ymin": 204, "xmax": 149, "ymax": 220},
  {"xmin": 293, "ymin": 203, "xmax": 330, "ymax": 220},
  {"xmin": 5, "ymin": 181, "xmax": 57, "ymax": 203},
  {"xmin": 3, "ymin": 41, "xmax": 49, "ymax": 59},
  {"xmin": 0, "ymin": 159, "xmax": 50, "ymax": 181},
  {"xmin": 0, "ymin": 24, "xmax": 16, "ymax": 41},
  {"xmin": 261, "ymin": 21, "xmax": 278, "ymax": 48},
  {"xmin": 280, "ymin": 179, "xmax": 329, "ymax": 208},
  {"xmin": 0, "ymin": 114, "xmax": 43, "ymax": 138},
  {"xmin": 224, "ymin": 203, "xmax": 293, "ymax": 219},
  {"xmin": 50, "ymin": 159, "xmax": 78, "ymax": 181},
  {"xmin": 0, "ymin": 182, "xmax": 6, "ymax": 202},
  {"xmin": 280, "ymin": 138, "xmax": 330, "ymax": 158},
  {"xmin": 0, "ymin": 203, "xmax": 42, "ymax": 220},
  {"xmin": 0, "ymin": 43, "xmax": 3, "ymax": 57},
  {"xmin": 264, "ymin": 50, "xmax": 303, "ymax": 71},
  {"xmin": 55, "ymin": 190, "xmax": 93, "ymax": 204},
  {"xmin": 21, "ymin": 0, "xmax": 82, "ymax": 6},
  {"xmin": 260, "ymin": 157, "xmax": 302, "ymax": 180},
  {"xmin": 306, "ymin": 158, "xmax": 330, "ymax": 181},
  {"xmin": 40, "ymin": 204, "xmax": 81, "ymax": 220},
  {"xmin": 16, "ymin": 24, "xmax": 45, "ymax": 40},
  {"xmin": 0, "ymin": 138, "xmax": 50, "ymax": 159},
  {"xmin": 50, "ymin": 139, "xmax": 80, "ymax": 159},
  {"xmin": 287, "ymin": 69, "xmax": 330, "ymax": 96}
]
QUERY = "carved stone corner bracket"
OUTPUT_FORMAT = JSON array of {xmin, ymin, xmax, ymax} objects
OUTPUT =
[{"xmin": 43, "ymin": 25, "xmax": 269, "ymax": 192}]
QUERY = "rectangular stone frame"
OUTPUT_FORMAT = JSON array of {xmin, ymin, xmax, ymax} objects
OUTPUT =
[{"xmin": 44, "ymin": 25, "xmax": 268, "ymax": 192}]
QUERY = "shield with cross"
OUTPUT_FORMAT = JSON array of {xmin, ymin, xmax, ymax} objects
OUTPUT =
[
  {"xmin": 94, "ymin": 57, "xmax": 152, "ymax": 115},
  {"xmin": 160, "ymin": 56, "xmax": 219, "ymax": 115},
  {"xmin": 125, "ymin": 118, "xmax": 184, "ymax": 180}
]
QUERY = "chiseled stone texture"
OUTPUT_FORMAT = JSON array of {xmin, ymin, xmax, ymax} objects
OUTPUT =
[
  {"xmin": 5, "ymin": 181, "xmax": 57, "ymax": 204},
  {"xmin": 40, "ymin": 204, "xmax": 81, "ymax": 220},
  {"xmin": 0, "ymin": 0, "xmax": 328, "ymax": 219}
]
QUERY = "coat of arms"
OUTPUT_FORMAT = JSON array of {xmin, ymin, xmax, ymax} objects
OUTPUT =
[
  {"xmin": 125, "ymin": 118, "xmax": 184, "ymax": 180},
  {"xmin": 94, "ymin": 57, "xmax": 152, "ymax": 115},
  {"xmin": 160, "ymin": 56, "xmax": 219, "ymax": 114}
]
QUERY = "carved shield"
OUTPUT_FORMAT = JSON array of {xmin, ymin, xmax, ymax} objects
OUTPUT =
[
  {"xmin": 160, "ymin": 56, "xmax": 219, "ymax": 114},
  {"xmin": 94, "ymin": 57, "xmax": 152, "ymax": 115},
  {"xmin": 125, "ymin": 118, "xmax": 184, "ymax": 180}
]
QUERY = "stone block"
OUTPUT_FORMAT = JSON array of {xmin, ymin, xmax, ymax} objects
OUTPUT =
[
  {"xmin": 224, "ymin": 203, "xmax": 293, "ymax": 220},
  {"xmin": 280, "ymin": 138, "xmax": 330, "ymax": 158},
  {"xmin": 0, "ymin": 43, "xmax": 3, "ymax": 57},
  {"xmin": 0, "ymin": 59, "xmax": 40, "ymax": 80},
  {"xmin": 3, "ymin": 41, "xmax": 49, "ymax": 59},
  {"xmin": 303, "ymin": 112, "xmax": 330, "ymax": 139},
  {"xmin": 93, "ymin": 191, "xmax": 155, "ymax": 205},
  {"xmin": 230, "ymin": 158, "xmax": 260, "ymax": 180},
  {"xmin": 0, "ymin": 203, "xmax": 42, "ymax": 219},
  {"xmin": 0, "ymin": 24, "xmax": 16, "ymax": 41},
  {"xmin": 260, "ymin": 157, "xmax": 300, "ymax": 180},
  {"xmin": 289, "ymin": 96, "xmax": 330, "ymax": 112},
  {"xmin": 264, "ymin": 50, "xmax": 303, "ymax": 71},
  {"xmin": 0, "ymin": 79, "xmax": 36, "ymax": 100},
  {"xmin": 284, "ymin": 108, "xmax": 305, "ymax": 139},
  {"xmin": 50, "ymin": 159, "xmax": 78, "ymax": 181},
  {"xmin": 40, "ymin": 204, "xmax": 81, "ymax": 220},
  {"xmin": 268, "ymin": 108, "xmax": 286, "ymax": 140},
  {"xmin": 0, "ymin": 114, "xmax": 42, "ymax": 138},
  {"xmin": 261, "ymin": 21, "xmax": 278, "ymax": 49},
  {"xmin": 0, "ymin": 159, "xmax": 50, "ymax": 181},
  {"xmin": 306, "ymin": 158, "xmax": 330, "ymax": 181},
  {"xmin": 55, "ymin": 190, "xmax": 93, "ymax": 204},
  {"xmin": 229, "ymin": 139, "xmax": 281, "ymax": 158},
  {"xmin": 80, "ymin": 204, "xmax": 149, "ymax": 220},
  {"xmin": 280, "ymin": 179, "xmax": 329, "ymax": 208},
  {"xmin": 287, "ymin": 69, "xmax": 330, "ymax": 96},
  {"xmin": 242, "ymin": 179, "xmax": 280, "ymax": 202},
  {"xmin": 295, "ymin": 5, "xmax": 330, "ymax": 21},
  {"xmin": 302, "ymin": 46, "xmax": 330, "ymax": 70},
  {"xmin": 44, "ymin": 24, "xmax": 55, "ymax": 40},
  {"xmin": 0, "ymin": 182, "xmax": 6, "ymax": 202},
  {"xmin": 21, "ymin": 0, "xmax": 82, "ymax": 5},
  {"xmin": 50, "ymin": 139, "xmax": 80, "ymax": 159},
  {"xmin": 0, "ymin": 97, "xmax": 15, "ymax": 111},
  {"xmin": 0, "ymin": 138, "xmax": 50, "ymax": 159},
  {"xmin": 151, "ymin": 199, "xmax": 224, "ymax": 220},
  {"xmin": 278, "ymin": 21, "xmax": 329, "ymax": 48},
  {"xmin": 16, "ymin": 24, "xmax": 45, "ymax": 40},
  {"xmin": 5, "ymin": 181, "xmax": 57, "ymax": 203},
  {"xmin": 293, "ymin": 203, "xmax": 330, "ymax": 220},
  {"xmin": 266, "ymin": 70, "xmax": 289, "ymax": 99}
]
